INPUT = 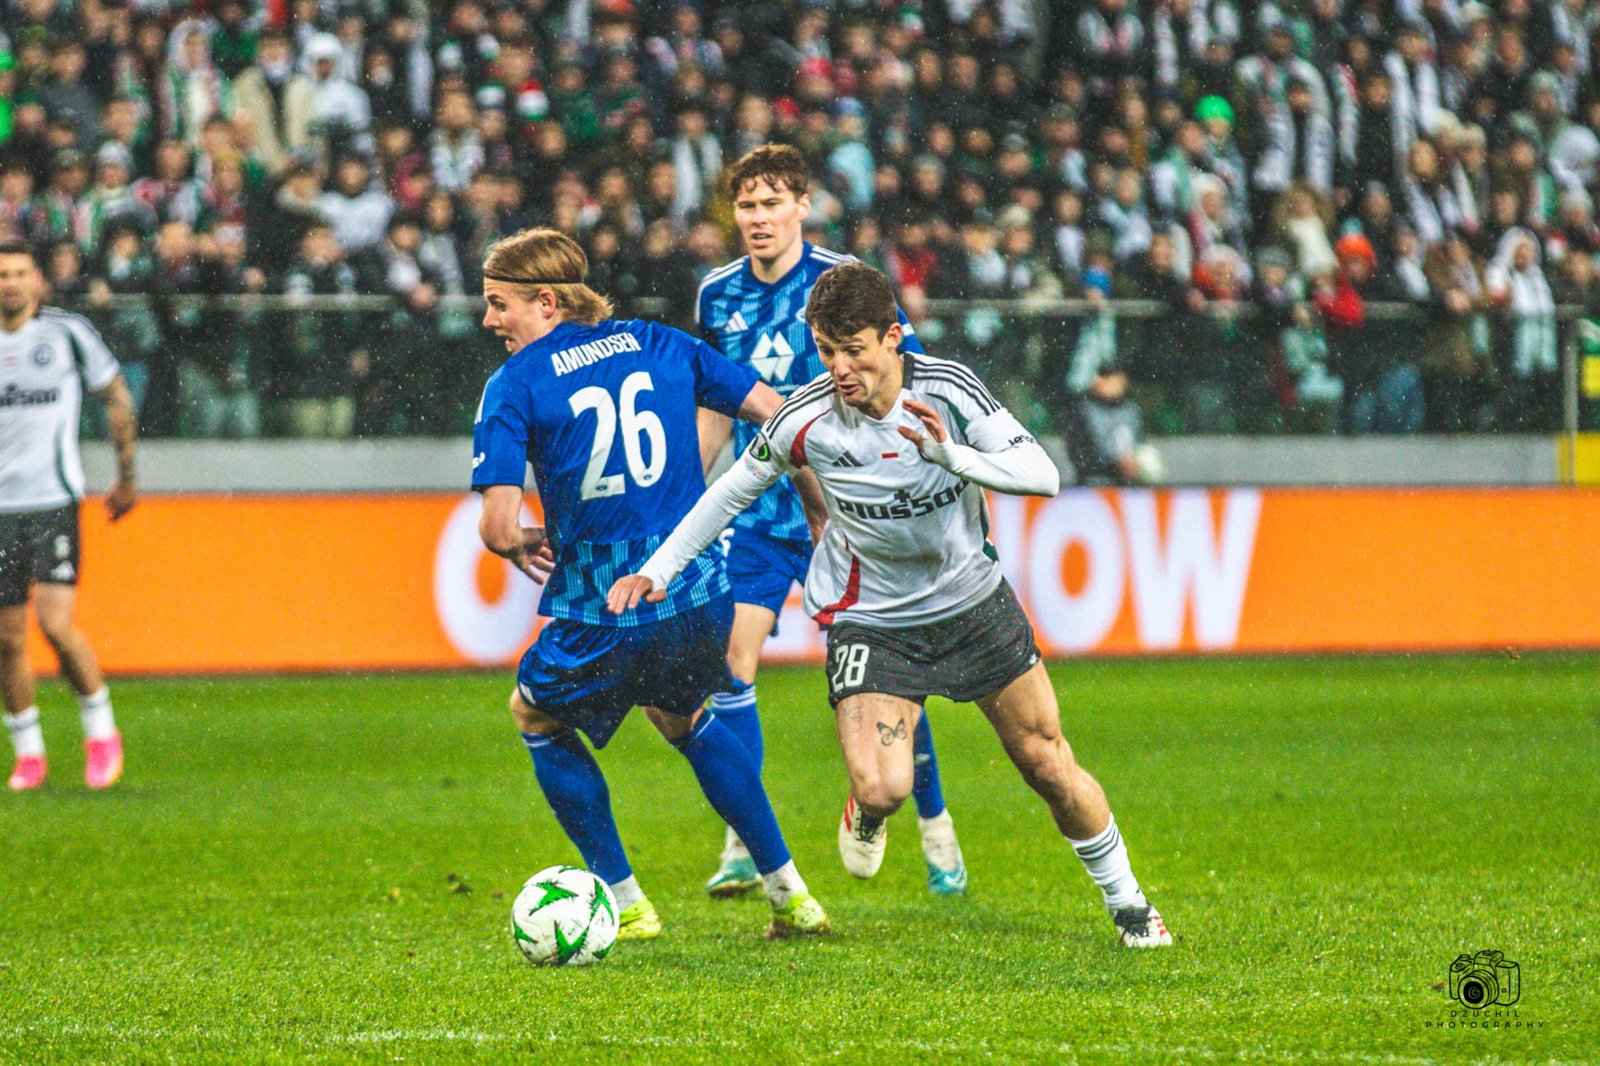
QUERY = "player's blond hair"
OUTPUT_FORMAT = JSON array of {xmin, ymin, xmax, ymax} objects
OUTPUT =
[{"xmin": 482, "ymin": 228, "xmax": 614, "ymax": 325}]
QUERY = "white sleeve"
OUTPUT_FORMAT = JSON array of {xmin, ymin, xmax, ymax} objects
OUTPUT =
[
  {"xmin": 922, "ymin": 409, "xmax": 1060, "ymax": 497},
  {"xmin": 637, "ymin": 443, "xmax": 784, "ymax": 592},
  {"xmin": 63, "ymin": 315, "xmax": 120, "ymax": 391}
]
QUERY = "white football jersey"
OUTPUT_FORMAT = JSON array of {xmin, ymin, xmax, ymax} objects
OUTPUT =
[
  {"xmin": 0, "ymin": 308, "xmax": 120, "ymax": 512},
  {"xmin": 745, "ymin": 353, "xmax": 1034, "ymax": 627}
]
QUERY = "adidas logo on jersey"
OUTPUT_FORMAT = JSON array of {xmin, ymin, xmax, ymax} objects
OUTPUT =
[
  {"xmin": 751, "ymin": 332, "xmax": 796, "ymax": 382},
  {"xmin": 725, "ymin": 311, "xmax": 749, "ymax": 333},
  {"xmin": 830, "ymin": 451, "xmax": 864, "ymax": 467}
]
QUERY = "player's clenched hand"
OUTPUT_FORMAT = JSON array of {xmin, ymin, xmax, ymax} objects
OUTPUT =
[
  {"xmin": 606, "ymin": 574, "xmax": 667, "ymax": 614},
  {"xmin": 511, "ymin": 526, "xmax": 556, "ymax": 584},
  {"xmin": 106, "ymin": 479, "xmax": 138, "ymax": 523},
  {"xmin": 897, "ymin": 398, "xmax": 950, "ymax": 454}
]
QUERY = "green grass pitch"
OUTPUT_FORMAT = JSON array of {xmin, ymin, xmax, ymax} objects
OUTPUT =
[{"xmin": 2, "ymin": 655, "xmax": 1596, "ymax": 1064}]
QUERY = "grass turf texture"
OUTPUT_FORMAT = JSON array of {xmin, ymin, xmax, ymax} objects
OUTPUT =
[{"xmin": 2, "ymin": 656, "xmax": 1596, "ymax": 1065}]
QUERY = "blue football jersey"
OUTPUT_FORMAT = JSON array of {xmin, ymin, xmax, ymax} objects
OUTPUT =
[
  {"xmin": 472, "ymin": 318, "xmax": 759, "ymax": 627},
  {"xmin": 696, "ymin": 242, "xmax": 924, "ymax": 543}
]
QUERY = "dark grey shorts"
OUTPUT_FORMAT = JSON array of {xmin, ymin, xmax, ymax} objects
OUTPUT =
[
  {"xmin": 0, "ymin": 504, "xmax": 80, "ymax": 607},
  {"xmin": 824, "ymin": 579, "xmax": 1041, "ymax": 707}
]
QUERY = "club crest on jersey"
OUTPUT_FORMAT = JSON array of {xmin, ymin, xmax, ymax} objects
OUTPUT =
[
  {"xmin": 30, "ymin": 345, "xmax": 53, "ymax": 368},
  {"xmin": 751, "ymin": 332, "xmax": 796, "ymax": 382}
]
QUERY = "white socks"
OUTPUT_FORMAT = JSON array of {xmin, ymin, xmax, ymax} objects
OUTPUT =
[
  {"xmin": 79, "ymin": 688, "xmax": 116, "ymax": 741},
  {"xmin": 761, "ymin": 860, "xmax": 806, "ymax": 909},
  {"xmin": 722, "ymin": 824, "xmax": 750, "ymax": 862},
  {"xmin": 6, "ymin": 706, "xmax": 44, "ymax": 758},
  {"xmin": 918, "ymin": 810, "xmax": 963, "ymax": 872},
  {"xmin": 1070, "ymin": 814, "xmax": 1147, "ymax": 912},
  {"xmin": 607, "ymin": 874, "xmax": 644, "ymax": 912}
]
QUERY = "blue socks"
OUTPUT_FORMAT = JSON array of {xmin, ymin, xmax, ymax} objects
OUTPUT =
[
  {"xmin": 912, "ymin": 712, "xmax": 947, "ymax": 819},
  {"xmin": 522, "ymin": 730, "xmax": 632, "ymax": 885},
  {"xmin": 671, "ymin": 712, "xmax": 792, "ymax": 875},
  {"xmin": 710, "ymin": 679, "xmax": 762, "ymax": 769}
]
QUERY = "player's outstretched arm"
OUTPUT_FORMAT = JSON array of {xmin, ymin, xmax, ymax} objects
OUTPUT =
[
  {"xmin": 478, "ymin": 485, "xmax": 557, "ymax": 584},
  {"xmin": 696, "ymin": 407, "xmax": 734, "ymax": 477},
  {"xmin": 899, "ymin": 398, "xmax": 1060, "ymax": 497},
  {"xmin": 94, "ymin": 375, "xmax": 139, "ymax": 522},
  {"xmin": 735, "ymin": 381, "xmax": 783, "ymax": 424},
  {"xmin": 606, "ymin": 454, "xmax": 780, "ymax": 613}
]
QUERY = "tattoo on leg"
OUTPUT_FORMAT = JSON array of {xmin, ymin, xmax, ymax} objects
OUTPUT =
[{"xmin": 877, "ymin": 718, "xmax": 908, "ymax": 746}]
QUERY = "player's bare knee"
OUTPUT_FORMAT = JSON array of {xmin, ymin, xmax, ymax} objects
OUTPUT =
[
  {"xmin": 0, "ymin": 624, "xmax": 26, "ymax": 658},
  {"xmin": 645, "ymin": 705, "xmax": 696, "ymax": 743},
  {"xmin": 36, "ymin": 616, "xmax": 74, "ymax": 651},
  {"xmin": 1016, "ymin": 735, "xmax": 1074, "ymax": 796},
  {"xmin": 509, "ymin": 690, "xmax": 563, "ymax": 736},
  {"xmin": 852, "ymin": 764, "xmax": 911, "ymax": 818}
]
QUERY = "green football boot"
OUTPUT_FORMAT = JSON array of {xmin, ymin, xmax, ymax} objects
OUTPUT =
[
  {"xmin": 766, "ymin": 892, "xmax": 830, "ymax": 938},
  {"xmin": 616, "ymin": 897, "xmax": 662, "ymax": 940}
]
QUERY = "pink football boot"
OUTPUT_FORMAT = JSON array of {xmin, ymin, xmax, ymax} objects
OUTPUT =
[
  {"xmin": 84, "ymin": 733, "xmax": 123, "ymax": 789},
  {"xmin": 8, "ymin": 754, "xmax": 47, "ymax": 791}
]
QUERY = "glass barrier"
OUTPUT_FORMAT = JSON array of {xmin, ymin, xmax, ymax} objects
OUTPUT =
[{"xmin": 60, "ymin": 295, "xmax": 1597, "ymax": 441}]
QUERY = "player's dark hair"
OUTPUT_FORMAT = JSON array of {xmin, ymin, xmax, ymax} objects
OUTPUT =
[
  {"xmin": 482, "ymin": 227, "xmax": 614, "ymax": 324},
  {"xmin": 806, "ymin": 263, "xmax": 898, "ymax": 342},
  {"xmin": 726, "ymin": 144, "xmax": 810, "ymax": 201},
  {"xmin": 0, "ymin": 238, "xmax": 39, "ymax": 264}
]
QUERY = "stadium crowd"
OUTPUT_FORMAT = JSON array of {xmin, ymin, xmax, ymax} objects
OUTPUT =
[{"xmin": 1, "ymin": 0, "xmax": 1597, "ymax": 439}]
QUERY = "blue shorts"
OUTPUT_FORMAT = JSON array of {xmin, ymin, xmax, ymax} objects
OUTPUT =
[
  {"xmin": 516, "ymin": 594, "xmax": 735, "ymax": 749},
  {"xmin": 725, "ymin": 528, "xmax": 811, "ymax": 627}
]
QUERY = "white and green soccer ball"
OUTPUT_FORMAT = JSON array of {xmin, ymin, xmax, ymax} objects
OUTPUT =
[{"xmin": 510, "ymin": 865, "xmax": 618, "ymax": 967}]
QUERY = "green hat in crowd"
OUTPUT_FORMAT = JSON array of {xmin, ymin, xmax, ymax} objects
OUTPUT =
[{"xmin": 1196, "ymin": 95, "xmax": 1234, "ymax": 127}]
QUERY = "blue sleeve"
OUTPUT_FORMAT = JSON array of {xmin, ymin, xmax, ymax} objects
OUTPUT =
[
  {"xmin": 470, "ymin": 370, "xmax": 532, "ymax": 490},
  {"xmin": 678, "ymin": 325, "xmax": 759, "ymax": 417},
  {"xmin": 896, "ymin": 305, "xmax": 926, "ymax": 355}
]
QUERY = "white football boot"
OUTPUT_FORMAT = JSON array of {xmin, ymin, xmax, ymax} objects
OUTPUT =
[{"xmin": 838, "ymin": 795, "xmax": 888, "ymax": 879}]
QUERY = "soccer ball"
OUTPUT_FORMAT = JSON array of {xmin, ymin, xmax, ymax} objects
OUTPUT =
[{"xmin": 510, "ymin": 865, "xmax": 618, "ymax": 966}]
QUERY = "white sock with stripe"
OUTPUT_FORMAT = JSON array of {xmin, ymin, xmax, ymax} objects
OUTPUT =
[
  {"xmin": 6, "ymin": 706, "xmax": 44, "ymax": 758},
  {"xmin": 1069, "ymin": 814, "xmax": 1147, "ymax": 912}
]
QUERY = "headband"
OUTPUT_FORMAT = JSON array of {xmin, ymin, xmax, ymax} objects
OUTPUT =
[{"xmin": 482, "ymin": 271, "xmax": 582, "ymax": 284}]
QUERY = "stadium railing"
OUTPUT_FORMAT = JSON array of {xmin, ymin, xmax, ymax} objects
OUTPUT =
[{"xmin": 60, "ymin": 294, "xmax": 1597, "ymax": 468}]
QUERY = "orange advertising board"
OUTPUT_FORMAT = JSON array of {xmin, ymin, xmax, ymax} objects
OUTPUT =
[{"xmin": 24, "ymin": 488, "xmax": 1600, "ymax": 676}]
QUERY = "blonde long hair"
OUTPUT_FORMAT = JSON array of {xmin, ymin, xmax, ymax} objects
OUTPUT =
[{"xmin": 482, "ymin": 228, "xmax": 614, "ymax": 325}]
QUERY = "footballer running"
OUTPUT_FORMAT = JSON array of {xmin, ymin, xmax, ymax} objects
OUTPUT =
[
  {"xmin": 694, "ymin": 145, "xmax": 967, "ymax": 898},
  {"xmin": 472, "ymin": 227, "xmax": 828, "ymax": 940},
  {"xmin": 611, "ymin": 262, "xmax": 1173, "ymax": 948},
  {"xmin": 0, "ymin": 239, "xmax": 137, "ymax": 792}
]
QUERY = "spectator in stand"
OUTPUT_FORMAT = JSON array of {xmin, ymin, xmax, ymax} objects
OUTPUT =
[
  {"xmin": 160, "ymin": 21, "xmax": 233, "ymax": 148},
  {"xmin": 232, "ymin": 31, "xmax": 314, "ymax": 175},
  {"xmin": 39, "ymin": 41, "xmax": 99, "ymax": 151},
  {"xmin": 1065, "ymin": 360, "xmax": 1160, "ymax": 486},
  {"xmin": 1483, "ymin": 227, "xmax": 1559, "ymax": 429},
  {"xmin": 279, "ymin": 221, "xmax": 360, "ymax": 438},
  {"xmin": 304, "ymin": 32, "xmax": 371, "ymax": 161},
  {"xmin": 430, "ymin": 89, "xmax": 484, "ymax": 194},
  {"xmin": 1100, "ymin": 168, "xmax": 1155, "ymax": 263},
  {"xmin": 319, "ymin": 154, "xmax": 392, "ymax": 259},
  {"xmin": 131, "ymin": 138, "xmax": 204, "ymax": 231},
  {"xmin": 1547, "ymin": 189, "xmax": 1600, "ymax": 265},
  {"xmin": 1421, "ymin": 234, "xmax": 1493, "ymax": 431},
  {"xmin": 1254, "ymin": 73, "xmax": 1336, "ymax": 214},
  {"xmin": 1315, "ymin": 231, "xmax": 1422, "ymax": 433}
]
